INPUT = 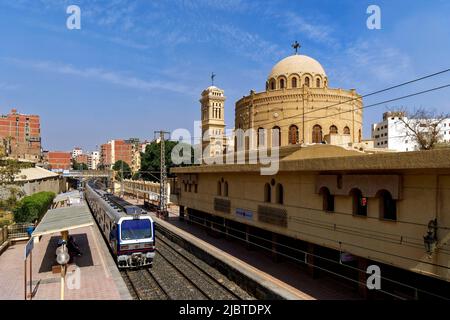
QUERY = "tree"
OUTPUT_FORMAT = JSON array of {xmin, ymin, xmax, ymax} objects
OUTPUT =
[
  {"xmin": 398, "ymin": 108, "xmax": 450, "ymax": 150},
  {"xmin": 73, "ymin": 160, "xmax": 88, "ymax": 170},
  {"xmin": 140, "ymin": 140, "xmax": 194, "ymax": 181},
  {"xmin": 0, "ymin": 154, "xmax": 30, "ymax": 212},
  {"xmin": 112, "ymin": 160, "xmax": 131, "ymax": 181}
]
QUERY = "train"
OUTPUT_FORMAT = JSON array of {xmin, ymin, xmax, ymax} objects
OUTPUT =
[{"xmin": 85, "ymin": 180, "xmax": 155, "ymax": 268}]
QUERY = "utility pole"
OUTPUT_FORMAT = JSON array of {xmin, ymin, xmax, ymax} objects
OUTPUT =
[
  {"xmin": 121, "ymin": 160, "xmax": 124, "ymax": 198},
  {"xmin": 154, "ymin": 130, "xmax": 170, "ymax": 219}
]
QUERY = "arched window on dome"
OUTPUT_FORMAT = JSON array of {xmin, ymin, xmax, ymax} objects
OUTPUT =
[
  {"xmin": 272, "ymin": 126, "xmax": 281, "ymax": 147},
  {"xmin": 329, "ymin": 125, "xmax": 338, "ymax": 135},
  {"xmin": 291, "ymin": 77, "xmax": 298, "ymax": 88},
  {"xmin": 344, "ymin": 126, "xmax": 350, "ymax": 135},
  {"xmin": 304, "ymin": 77, "xmax": 310, "ymax": 87},
  {"xmin": 270, "ymin": 79, "xmax": 276, "ymax": 90},
  {"xmin": 289, "ymin": 125, "xmax": 299, "ymax": 145},
  {"xmin": 279, "ymin": 78, "xmax": 285, "ymax": 89},
  {"xmin": 312, "ymin": 125, "xmax": 322, "ymax": 143},
  {"xmin": 316, "ymin": 78, "xmax": 321, "ymax": 88}
]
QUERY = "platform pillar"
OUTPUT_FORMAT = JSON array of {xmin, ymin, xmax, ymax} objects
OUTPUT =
[
  {"xmin": 306, "ymin": 243, "xmax": 319, "ymax": 279},
  {"xmin": 358, "ymin": 257, "xmax": 369, "ymax": 299},
  {"xmin": 179, "ymin": 206, "xmax": 185, "ymax": 222}
]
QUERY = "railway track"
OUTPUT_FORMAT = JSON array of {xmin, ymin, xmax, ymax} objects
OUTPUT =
[{"xmin": 121, "ymin": 232, "xmax": 253, "ymax": 300}]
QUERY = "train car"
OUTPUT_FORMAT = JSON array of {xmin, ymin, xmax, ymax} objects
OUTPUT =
[{"xmin": 85, "ymin": 181, "xmax": 155, "ymax": 268}]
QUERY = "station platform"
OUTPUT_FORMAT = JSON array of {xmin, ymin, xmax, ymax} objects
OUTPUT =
[
  {"xmin": 125, "ymin": 197, "xmax": 360, "ymax": 300},
  {"xmin": 0, "ymin": 219, "xmax": 131, "ymax": 300}
]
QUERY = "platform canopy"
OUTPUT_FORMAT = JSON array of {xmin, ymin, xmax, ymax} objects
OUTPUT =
[{"xmin": 32, "ymin": 203, "xmax": 94, "ymax": 237}]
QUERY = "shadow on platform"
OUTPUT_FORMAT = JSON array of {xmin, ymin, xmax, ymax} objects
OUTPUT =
[{"xmin": 38, "ymin": 233, "xmax": 94, "ymax": 273}]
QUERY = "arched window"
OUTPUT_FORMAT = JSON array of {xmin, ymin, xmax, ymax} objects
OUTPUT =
[
  {"xmin": 329, "ymin": 125, "xmax": 338, "ymax": 134},
  {"xmin": 316, "ymin": 78, "xmax": 321, "ymax": 88},
  {"xmin": 292, "ymin": 77, "xmax": 298, "ymax": 88},
  {"xmin": 272, "ymin": 126, "xmax": 281, "ymax": 147},
  {"xmin": 224, "ymin": 182, "xmax": 229, "ymax": 197},
  {"xmin": 344, "ymin": 126, "xmax": 350, "ymax": 135},
  {"xmin": 350, "ymin": 188, "xmax": 367, "ymax": 216},
  {"xmin": 270, "ymin": 79, "xmax": 276, "ymax": 90},
  {"xmin": 279, "ymin": 78, "xmax": 285, "ymax": 89},
  {"xmin": 276, "ymin": 183, "xmax": 284, "ymax": 204},
  {"xmin": 217, "ymin": 181, "xmax": 222, "ymax": 196},
  {"xmin": 257, "ymin": 127, "xmax": 265, "ymax": 147},
  {"xmin": 320, "ymin": 187, "xmax": 334, "ymax": 212},
  {"xmin": 305, "ymin": 77, "xmax": 310, "ymax": 87},
  {"xmin": 289, "ymin": 125, "xmax": 299, "ymax": 144},
  {"xmin": 312, "ymin": 125, "xmax": 322, "ymax": 143},
  {"xmin": 377, "ymin": 190, "xmax": 397, "ymax": 221},
  {"xmin": 264, "ymin": 183, "xmax": 271, "ymax": 203}
]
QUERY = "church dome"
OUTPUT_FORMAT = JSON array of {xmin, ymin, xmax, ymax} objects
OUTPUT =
[{"xmin": 268, "ymin": 54, "xmax": 327, "ymax": 80}]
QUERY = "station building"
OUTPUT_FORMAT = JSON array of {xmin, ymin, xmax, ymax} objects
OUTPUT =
[{"xmin": 171, "ymin": 52, "xmax": 450, "ymax": 299}]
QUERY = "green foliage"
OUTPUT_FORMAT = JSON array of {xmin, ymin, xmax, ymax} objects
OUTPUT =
[
  {"xmin": 140, "ymin": 140, "xmax": 194, "ymax": 181},
  {"xmin": 0, "ymin": 159, "xmax": 31, "ymax": 185},
  {"xmin": 73, "ymin": 160, "xmax": 88, "ymax": 170},
  {"xmin": 112, "ymin": 160, "xmax": 131, "ymax": 181},
  {"xmin": 13, "ymin": 191, "xmax": 56, "ymax": 223}
]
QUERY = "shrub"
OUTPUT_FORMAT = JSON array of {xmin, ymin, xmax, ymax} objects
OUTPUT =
[{"xmin": 13, "ymin": 192, "xmax": 56, "ymax": 223}]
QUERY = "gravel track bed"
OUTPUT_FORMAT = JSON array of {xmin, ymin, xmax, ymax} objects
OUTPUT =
[{"xmin": 156, "ymin": 233, "xmax": 253, "ymax": 300}]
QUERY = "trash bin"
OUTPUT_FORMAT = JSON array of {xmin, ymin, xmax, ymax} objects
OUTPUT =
[{"xmin": 26, "ymin": 226, "xmax": 35, "ymax": 237}]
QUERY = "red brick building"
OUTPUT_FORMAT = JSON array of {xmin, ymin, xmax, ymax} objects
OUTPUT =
[
  {"xmin": 100, "ymin": 139, "xmax": 139, "ymax": 171},
  {"xmin": 0, "ymin": 108, "xmax": 41, "ymax": 161},
  {"xmin": 75, "ymin": 154, "xmax": 89, "ymax": 165},
  {"xmin": 47, "ymin": 151, "xmax": 72, "ymax": 171}
]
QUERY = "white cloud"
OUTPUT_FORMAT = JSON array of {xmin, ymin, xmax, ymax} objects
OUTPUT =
[
  {"xmin": 0, "ymin": 82, "xmax": 19, "ymax": 90},
  {"xmin": 4, "ymin": 57, "xmax": 194, "ymax": 95}
]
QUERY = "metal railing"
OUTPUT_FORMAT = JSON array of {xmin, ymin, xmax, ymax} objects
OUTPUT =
[
  {"xmin": 7, "ymin": 223, "xmax": 34, "ymax": 241},
  {"xmin": 0, "ymin": 227, "xmax": 8, "ymax": 247}
]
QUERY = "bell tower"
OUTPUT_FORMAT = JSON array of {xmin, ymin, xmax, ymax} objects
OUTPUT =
[{"xmin": 200, "ymin": 77, "xmax": 226, "ymax": 158}]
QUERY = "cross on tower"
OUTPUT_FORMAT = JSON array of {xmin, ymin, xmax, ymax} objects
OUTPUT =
[
  {"xmin": 291, "ymin": 41, "xmax": 301, "ymax": 54},
  {"xmin": 211, "ymin": 72, "xmax": 216, "ymax": 86}
]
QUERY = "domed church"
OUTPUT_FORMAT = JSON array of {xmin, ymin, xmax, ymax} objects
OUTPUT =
[{"xmin": 234, "ymin": 48, "xmax": 363, "ymax": 148}]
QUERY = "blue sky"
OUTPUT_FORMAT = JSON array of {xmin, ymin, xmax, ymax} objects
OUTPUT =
[{"xmin": 0, "ymin": 0, "xmax": 449, "ymax": 151}]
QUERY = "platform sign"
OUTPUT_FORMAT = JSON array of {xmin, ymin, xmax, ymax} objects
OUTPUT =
[
  {"xmin": 236, "ymin": 208, "xmax": 254, "ymax": 220},
  {"xmin": 24, "ymin": 237, "xmax": 34, "ymax": 260}
]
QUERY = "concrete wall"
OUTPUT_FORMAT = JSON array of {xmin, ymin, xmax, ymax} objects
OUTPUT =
[{"xmin": 175, "ymin": 170, "xmax": 450, "ymax": 282}]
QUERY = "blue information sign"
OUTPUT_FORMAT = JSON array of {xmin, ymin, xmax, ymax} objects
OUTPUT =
[{"xmin": 24, "ymin": 237, "xmax": 34, "ymax": 260}]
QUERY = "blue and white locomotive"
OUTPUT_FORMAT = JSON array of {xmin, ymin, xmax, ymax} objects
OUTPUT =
[{"xmin": 85, "ymin": 181, "xmax": 155, "ymax": 268}]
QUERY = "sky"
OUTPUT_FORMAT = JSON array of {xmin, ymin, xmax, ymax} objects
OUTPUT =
[{"xmin": 0, "ymin": 0, "xmax": 449, "ymax": 151}]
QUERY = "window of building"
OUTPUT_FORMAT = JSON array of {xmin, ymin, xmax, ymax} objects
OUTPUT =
[
  {"xmin": 270, "ymin": 79, "xmax": 276, "ymax": 90},
  {"xmin": 312, "ymin": 125, "xmax": 322, "ymax": 143},
  {"xmin": 350, "ymin": 188, "xmax": 367, "ymax": 217},
  {"xmin": 329, "ymin": 125, "xmax": 338, "ymax": 134},
  {"xmin": 276, "ymin": 183, "xmax": 284, "ymax": 204},
  {"xmin": 305, "ymin": 77, "xmax": 310, "ymax": 87},
  {"xmin": 224, "ymin": 182, "xmax": 229, "ymax": 197},
  {"xmin": 288, "ymin": 125, "xmax": 299, "ymax": 144},
  {"xmin": 320, "ymin": 187, "xmax": 334, "ymax": 212},
  {"xmin": 292, "ymin": 77, "xmax": 298, "ymax": 88},
  {"xmin": 184, "ymin": 183, "xmax": 188, "ymax": 192},
  {"xmin": 257, "ymin": 127, "xmax": 265, "ymax": 147},
  {"xmin": 264, "ymin": 183, "xmax": 271, "ymax": 203},
  {"xmin": 279, "ymin": 78, "xmax": 285, "ymax": 89},
  {"xmin": 316, "ymin": 78, "xmax": 321, "ymax": 88},
  {"xmin": 272, "ymin": 126, "xmax": 281, "ymax": 147},
  {"xmin": 188, "ymin": 184, "xmax": 192, "ymax": 192},
  {"xmin": 377, "ymin": 190, "xmax": 397, "ymax": 221},
  {"xmin": 344, "ymin": 126, "xmax": 350, "ymax": 135},
  {"xmin": 217, "ymin": 181, "xmax": 222, "ymax": 196}
]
